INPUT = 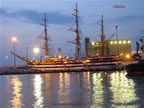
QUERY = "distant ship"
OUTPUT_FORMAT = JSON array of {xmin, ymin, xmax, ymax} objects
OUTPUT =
[{"xmin": 11, "ymin": 4, "xmax": 122, "ymax": 72}]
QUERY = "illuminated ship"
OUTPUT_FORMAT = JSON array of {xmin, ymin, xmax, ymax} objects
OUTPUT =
[{"xmin": 10, "ymin": 4, "xmax": 122, "ymax": 72}]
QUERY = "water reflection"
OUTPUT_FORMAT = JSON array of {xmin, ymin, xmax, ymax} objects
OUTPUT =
[
  {"xmin": 58, "ymin": 73, "xmax": 71, "ymax": 103},
  {"xmin": 10, "ymin": 76, "xmax": 23, "ymax": 108},
  {"xmin": 1, "ymin": 71, "xmax": 144, "ymax": 108},
  {"xmin": 91, "ymin": 72, "xmax": 104, "ymax": 108},
  {"xmin": 110, "ymin": 71, "xmax": 139, "ymax": 107},
  {"xmin": 33, "ymin": 75, "xmax": 44, "ymax": 108}
]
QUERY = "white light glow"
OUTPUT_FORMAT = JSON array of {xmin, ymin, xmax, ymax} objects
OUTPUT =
[
  {"xmin": 92, "ymin": 42, "xmax": 95, "ymax": 45},
  {"xmin": 123, "ymin": 41, "xmax": 126, "ymax": 44},
  {"xmin": 128, "ymin": 40, "xmax": 131, "ymax": 44},
  {"xmin": 110, "ymin": 41, "xmax": 113, "ymax": 44},
  {"xmin": 33, "ymin": 47, "xmax": 40, "ymax": 54},
  {"xmin": 12, "ymin": 37, "xmax": 17, "ymax": 42}
]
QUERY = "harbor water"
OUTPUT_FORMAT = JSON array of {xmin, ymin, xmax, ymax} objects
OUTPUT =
[{"xmin": 0, "ymin": 70, "xmax": 144, "ymax": 108}]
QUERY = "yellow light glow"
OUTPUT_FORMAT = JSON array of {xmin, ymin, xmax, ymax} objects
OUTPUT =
[
  {"xmin": 64, "ymin": 61, "xmax": 67, "ymax": 63},
  {"xmin": 128, "ymin": 40, "xmax": 131, "ymax": 44},
  {"xmin": 126, "ymin": 54, "xmax": 130, "ymax": 58},
  {"xmin": 110, "ymin": 71, "xmax": 138, "ymax": 105},
  {"xmin": 12, "ymin": 37, "xmax": 17, "ymax": 42},
  {"xmin": 58, "ymin": 55, "xmax": 61, "ymax": 59},
  {"xmin": 114, "ymin": 41, "xmax": 117, "ymax": 44},
  {"xmin": 120, "ymin": 53, "xmax": 124, "ymax": 56},
  {"xmin": 119, "ymin": 41, "xmax": 122, "ymax": 44},
  {"xmin": 86, "ymin": 60, "xmax": 90, "ymax": 62},
  {"xmin": 33, "ymin": 47, "xmax": 40, "ymax": 54},
  {"xmin": 110, "ymin": 41, "xmax": 113, "ymax": 44},
  {"xmin": 10, "ymin": 76, "xmax": 23, "ymax": 108},
  {"xmin": 123, "ymin": 40, "xmax": 126, "ymax": 44},
  {"xmin": 92, "ymin": 42, "xmax": 95, "ymax": 45}
]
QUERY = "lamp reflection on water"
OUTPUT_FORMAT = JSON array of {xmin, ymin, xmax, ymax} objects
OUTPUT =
[
  {"xmin": 10, "ymin": 76, "xmax": 23, "ymax": 108},
  {"xmin": 33, "ymin": 75, "xmax": 44, "ymax": 108},
  {"xmin": 58, "ymin": 73, "xmax": 71, "ymax": 103},
  {"xmin": 110, "ymin": 71, "xmax": 139, "ymax": 107},
  {"xmin": 91, "ymin": 73, "xmax": 104, "ymax": 107}
]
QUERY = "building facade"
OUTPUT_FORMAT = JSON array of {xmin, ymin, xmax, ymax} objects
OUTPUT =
[{"xmin": 85, "ymin": 37, "xmax": 131, "ymax": 57}]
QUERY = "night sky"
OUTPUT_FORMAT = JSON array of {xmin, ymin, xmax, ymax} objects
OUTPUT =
[{"xmin": 0, "ymin": 0, "xmax": 144, "ymax": 65}]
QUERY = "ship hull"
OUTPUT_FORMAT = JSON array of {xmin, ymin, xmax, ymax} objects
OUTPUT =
[
  {"xmin": 28, "ymin": 62, "xmax": 122, "ymax": 72},
  {"xmin": 126, "ymin": 62, "xmax": 144, "ymax": 76}
]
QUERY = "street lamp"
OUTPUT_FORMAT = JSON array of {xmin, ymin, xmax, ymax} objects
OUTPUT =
[
  {"xmin": 33, "ymin": 47, "xmax": 40, "ymax": 61},
  {"xmin": 11, "ymin": 36, "xmax": 17, "ymax": 67},
  {"xmin": 33, "ymin": 47, "xmax": 40, "ymax": 54},
  {"xmin": 114, "ymin": 26, "xmax": 119, "ymax": 63}
]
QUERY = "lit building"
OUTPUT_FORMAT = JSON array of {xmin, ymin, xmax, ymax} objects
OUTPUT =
[{"xmin": 85, "ymin": 37, "xmax": 131, "ymax": 57}]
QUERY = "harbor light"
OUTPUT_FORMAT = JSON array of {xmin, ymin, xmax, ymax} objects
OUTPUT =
[
  {"xmin": 91, "ymin": 42, "xmax": 95, "ymax": 45},
  {"xmin": 123, "ymin": 40, "xmax": 126, "ymax": 44},
  {"xmin": 119, "ymin": 41, "xmax": 122, "ymax": 44},
  {"xmin": 114, "ymin": 41, "xmax": 117, "ymax": 44},
  {"xmin": 33, "ymin": 47, "xmax": 40, "ymax": 54},
  {"xmin": 128, "ymin": 40, "xmax": 131, "ymax": 44},
  {"xmin": 12, "ymin": 37, "xmax": 17, "ymax": 42},
  {"xmin": 11, "ymin": 36, "xmax": 17, "ymax": 67},
  {"xmin": 110, "ymin": 41, "xmax": 113, "ymax": 44}
]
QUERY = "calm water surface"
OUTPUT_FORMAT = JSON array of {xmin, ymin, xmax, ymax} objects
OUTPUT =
[{"xmin": 0, "ymin": 70, "xmax": 144, "ymax": 108}]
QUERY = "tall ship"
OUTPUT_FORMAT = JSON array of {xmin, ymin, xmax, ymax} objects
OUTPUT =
[{"xmin": 11, "ymin": 4, "xmax": 122, "ymax": 72}]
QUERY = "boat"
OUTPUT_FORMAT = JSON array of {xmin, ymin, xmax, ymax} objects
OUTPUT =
[
  {"xmin": 10, "ymin": 5, "xmax": 123, "ymax": 73},
  {"xmin": 126, "ymin": 40, "xmax": 144, "ymax": 76}
]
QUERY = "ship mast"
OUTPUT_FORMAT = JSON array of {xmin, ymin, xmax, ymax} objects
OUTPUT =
[
  {"xmin": 42, "ymin": 13, "xmax": 49, "ymax": 61},
  {"xmin": 100, "ymin": 14, "xmax": 105, "ymax": 56},
  {"xmin": 69, "ymin": 3, "xmax": 81, "ymax": 60}
]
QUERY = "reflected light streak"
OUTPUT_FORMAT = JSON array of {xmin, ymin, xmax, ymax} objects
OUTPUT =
[
  {"xmin": 83, "ymin": 72, "xmax": 91, "ymax": 89},
  {"xmin": 87, "ymin": 72, "xmax": 91, "ymax": 89},
  {"xmin": 59, "ymin": 73, "xmax": 64, "ymax": 89},
  {"xmin": 58, "ymin": 73, "xmax": 71, "ymax": 103},
  {"xmin": 33, "ymin": 75, "xmax": 44, "ymax": 108},
  {"xmin": 58, "ymin": 73, "xmax": 65, "ymax": 103},
  {"xmin": 64, "ymin": 72, "xmax": 70, "ymax": 88},
  {"xmin": 10, "ymin": 76, "xmax": 23, "ymax": 108},
  {"xmin": 110, "ymin": 71, "xmax": 139, "ymax": 107},
  {"xmin": 91, "ymin": 73, "xmax": 104, "ymax": 107}
]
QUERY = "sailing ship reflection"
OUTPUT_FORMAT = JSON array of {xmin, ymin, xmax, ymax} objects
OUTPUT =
[
  {"xmin": 10, "ymin": 76, "xmax": 23, "ymax": 108},
  {"xmin": 58, "ymin": 73, "xmax": 71, "ymax": 103},
  {"xmin": 33, "ymin": 75, "xmax": 44, "ymax": 108}
]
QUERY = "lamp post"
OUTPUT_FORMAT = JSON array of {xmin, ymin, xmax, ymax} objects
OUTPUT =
[
  {"xmin": 5, "ymin": 56, "xmax": 8, "ymax": 66},
  {"xmin": 114, "ymin": 26, "xmax": 119, "ymax": 63},
  {"xmin": 12, "ymin": 37, "xmax": 17, "ymax": 67}
]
